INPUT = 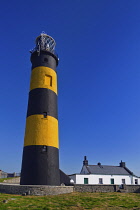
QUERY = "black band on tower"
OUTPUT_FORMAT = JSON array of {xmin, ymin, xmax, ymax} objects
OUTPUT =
[
  {"xmin": 27, "ymin": 88, "xmax": 58, "ymax": 119},
  {"xmin": 20, "ymin": 145, "xmax": 60, "ymax": 185},
  {"xmin": 31, "ymin": 51, "xmax": 58, "ymax": 70}
]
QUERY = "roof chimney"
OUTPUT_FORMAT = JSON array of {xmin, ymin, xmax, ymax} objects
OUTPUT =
[
  {"xmin": 83, "ymin": 156, "xmax": 88, "ymax": 166},
  {"xmin": 120, "ymin": 160, "xmax": 126, "ymax": 167}
]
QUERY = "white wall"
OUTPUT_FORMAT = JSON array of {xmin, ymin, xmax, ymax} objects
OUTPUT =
[{"xmin": 69, "ymin": 174, "xmax": 140, "ymax": 185}]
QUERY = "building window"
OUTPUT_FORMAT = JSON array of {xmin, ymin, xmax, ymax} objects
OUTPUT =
[
  {"xmin": 122, "ymin": 179, "xmax": 125, "ymax": 184},
  {"xmin": 84, "ymin": 178, "xmax": 88, "ymax": 184},
  {"xmin": 99, "ymin": 178, "xmax": 103, "ymax": 184},
  {"xmin": 135, "ymin": 179, "xmax": 138, "ymax": 185},
  {"xmin": 110, "ymin": 178, "xmax": 114, "ymax": 184}
]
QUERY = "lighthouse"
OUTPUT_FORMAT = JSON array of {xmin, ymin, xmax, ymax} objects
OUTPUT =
[{"xmin": 20, "ymin": 32, "xmax": 60, "ymax": 185}]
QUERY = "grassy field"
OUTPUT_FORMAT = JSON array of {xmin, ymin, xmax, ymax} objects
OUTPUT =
[
  {"xmin": 0, "ymin": 178, "xmax": 14, "ymax": 183},
  {"xmin": 0, "ymin": 192, "xmax": 140, "ymax": 210}
]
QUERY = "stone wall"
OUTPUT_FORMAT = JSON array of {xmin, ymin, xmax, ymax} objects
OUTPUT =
[
  {"xmin": 0, "ymin": 183, "xmax": 140, "ymax": 195},
  {"xmin": 74, "ymin": 184, "xmax": 140, "ymax": 193},
  {"xmin": 74, "ymin": 184, "xmax": 119, "ymax": 193},
  {"xmin": 0, "ymin": 184, "xmax": 74, "ymax": 195},
  {"xmin": 125, "ymin": 185, "xmax": 140, "ymax": 193}
]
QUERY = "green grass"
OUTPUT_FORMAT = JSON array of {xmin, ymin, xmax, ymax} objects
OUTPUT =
[
  {"xmin": 0, "ymin": 177, "xmax": 20, "ymax": 183},
  {"xmin": 0, "ymin": 178, "xmax": 15, "ymax": 183},
  {"xmin": 0, "ymin": 192, "xmax": 140, "ymax": 209}
]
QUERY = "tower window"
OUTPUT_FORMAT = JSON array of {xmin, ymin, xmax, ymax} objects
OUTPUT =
[
  {"xmin": 42, "ymin": 146, "xmax": 47, "ymax": 152},
  {"xmin": 45, "ymin": 75, "xmax": 52, "ymax": 86},
  {"xmin": 44, "ymin": 58, "xmax": 48, "ymax": 62},
  {"xmin": 43, "ymin": 112, "xmax": 47, "ymax": 118}
]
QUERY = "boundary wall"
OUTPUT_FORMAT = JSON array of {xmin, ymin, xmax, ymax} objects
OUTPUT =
[
  {"xmin": 74, "ymin": 184, "xmax": 140, "ymax": 193},
  {"xmin": 0, "ymin": 184, "xmax": 74, "ymax": 195},
  {"xmin": 0, "ymin": 184, "xmax": 140, "ymax": 195}
]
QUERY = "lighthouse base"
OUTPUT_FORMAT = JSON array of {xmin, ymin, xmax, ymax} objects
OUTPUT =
[{"xmin": 20, "ymin": 145, "xmax": 60, "ymax": 185}]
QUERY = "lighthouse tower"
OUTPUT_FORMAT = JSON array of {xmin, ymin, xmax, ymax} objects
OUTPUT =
[{"xmin": 20, "ymin": 32, "xmax": 60, "ymax": 185}]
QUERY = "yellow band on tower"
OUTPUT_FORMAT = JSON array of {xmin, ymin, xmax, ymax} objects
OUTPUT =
[
  {"xmin": 24, "ymin": 115, "xmax": 59, "ymax": 148},
  {"xmin": 30, "ymin": 66, "xmax": 57, "ymax": 94}
]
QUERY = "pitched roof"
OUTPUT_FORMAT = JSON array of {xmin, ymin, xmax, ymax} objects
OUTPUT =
[{"xmin": 82, "ymin": 165, "xmax": 133, "ymax": 175}]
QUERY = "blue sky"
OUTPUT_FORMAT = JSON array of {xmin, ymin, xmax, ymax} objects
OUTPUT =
[{"xmin": 0, "ymin": 0, "xmax": 140, "ymax": 176}]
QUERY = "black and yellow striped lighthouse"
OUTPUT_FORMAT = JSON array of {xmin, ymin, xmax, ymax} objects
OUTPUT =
[{"xmin": 20, "ymin": 32, "xmax": 60, "ymax": 185}]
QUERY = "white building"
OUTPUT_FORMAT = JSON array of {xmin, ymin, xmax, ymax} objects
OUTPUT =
[{"xmin": 69, "ymin": 156, "xmax": 140, "ymax": 185}]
